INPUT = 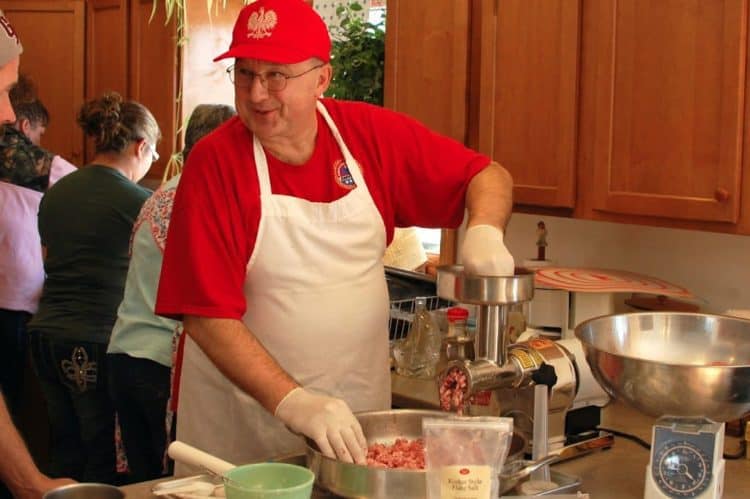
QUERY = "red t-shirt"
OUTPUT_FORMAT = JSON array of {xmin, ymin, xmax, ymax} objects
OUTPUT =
[{"xmin": 156, "ymin": 99, "xmax": 490, "ymax": 320}]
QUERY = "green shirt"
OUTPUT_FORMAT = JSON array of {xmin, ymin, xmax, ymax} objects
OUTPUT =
[{"xmin": 29, "ymin": 165, "xmax": 152, "ymax": 343}]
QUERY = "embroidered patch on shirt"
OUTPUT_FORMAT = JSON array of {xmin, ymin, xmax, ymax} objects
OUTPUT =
[{"xmin": 334, "ymin": 159, "xmax": 356, "ymax": 190}]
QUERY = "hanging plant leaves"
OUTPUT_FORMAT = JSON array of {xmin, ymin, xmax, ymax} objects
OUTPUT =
[{"xmin": 327, "ymin": 2, "xmax": 385, "ymax": 106}]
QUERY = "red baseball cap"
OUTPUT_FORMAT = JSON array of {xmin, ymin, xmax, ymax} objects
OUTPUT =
[{"xmin": 214, "ymin": 0, "xmax": 331, "ymax": 64}]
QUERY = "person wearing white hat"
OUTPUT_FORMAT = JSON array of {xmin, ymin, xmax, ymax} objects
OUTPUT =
[{"xmin": 0, "ymin": 10, "xmax": 75, "ymax": 499}]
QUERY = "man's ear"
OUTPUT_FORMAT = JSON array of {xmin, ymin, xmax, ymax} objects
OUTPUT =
[{"xmin": 317, "ymin": 64, "xmax": 333, "ymax": 96}]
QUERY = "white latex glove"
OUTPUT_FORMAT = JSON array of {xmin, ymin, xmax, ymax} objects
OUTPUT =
[
  {"xmin": 274, "ymin": 387, "xmax": 367, "ymax": 464},
  {"xmin": 461, "ymin": 224, "xmax": 515, "ymax": 276}
]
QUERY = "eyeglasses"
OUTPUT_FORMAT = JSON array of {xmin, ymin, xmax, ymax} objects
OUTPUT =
[
  {"xmin": 226, "ymin": 64, "xmax": 324, "ymax": 92},
  {"xmin": 147, "ymin": 142, "xmax": 160, "ymax": 163}
]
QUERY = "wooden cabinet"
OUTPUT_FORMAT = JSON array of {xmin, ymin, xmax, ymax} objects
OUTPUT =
[
  {"xmin": 86, "ymin": 0, "xmax": 128, "ymax": 102},
  {"xmin": 85, "ymin": 0, "xmax": 179, "ymax": 179},
  {"xmin": 2, "ymin": 0, "xmax": 178, "ymax": 180},
  {"xmin": 384, "ymin": 0, "xmax": 472, "ymax": 262},
  {"xmin": 2, "ymin": 0, "xmax": 85, "ymax": 165},
  {"xmin": 384, "ymin": 0, "xmax": 470, "ymax": 143},
  {"xmin": 475, "ymin": 0, "xmax": 580, "ymax": 209},
  {"xmin": 386, "ymin": 0, "xmax": 750, "ymax": 234},
  {"xmin": 577, "ymin": 0, "xmax": 747, "ymax": 225},
  {"xmin": 128, "ymin": 0, "xmax": 180, "ymax": 180}
]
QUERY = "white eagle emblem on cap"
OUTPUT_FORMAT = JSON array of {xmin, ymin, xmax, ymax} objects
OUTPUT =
[{"xmin": 247, "ymin": 7, "xmax": 277, "ymax": 39}]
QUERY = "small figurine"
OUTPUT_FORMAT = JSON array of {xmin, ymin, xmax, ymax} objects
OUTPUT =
[{"xmin": 536, "ymin": 221, "xmax": 548, "ymax": 261}]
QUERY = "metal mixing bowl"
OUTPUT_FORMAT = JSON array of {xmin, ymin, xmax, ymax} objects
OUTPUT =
[
  {"xmin": 306, "ymin": 409, "xmax": 528, "ymax": 498},
  {"xmin": 43, "ymin": 483, "xmax": 123, "ymax": 499},
  {"xmin": 575, "ymin": 312, "xmax": 750, "ymax": 421}
]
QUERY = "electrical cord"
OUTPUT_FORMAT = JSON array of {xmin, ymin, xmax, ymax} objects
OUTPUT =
[
  {"xmin": 723, "ymin": 439, "xmax": 746, "ymax": 460},
  {"xmin": 596, "ymin": 426, "xmax": 651, "ymax": 450},
  {"xmin": 596, "ymin": 426, "xmax": 747, "ymax": 460}
]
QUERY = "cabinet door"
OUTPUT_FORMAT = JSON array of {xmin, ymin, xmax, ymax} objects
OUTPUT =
[
  {"xmin": 384, "ymin": 0, "xmax": 471, "ymax": 264},
  {"xmin": 87, "ymin": 0, "xmax": 129, "ymax": 97},
  {"xmin": 86, "ymin": 0, "xmax": 129, "ymax": 163},
  {"xmin": 475, "ymin": 0, "xmax": 581, "ymax": 208},
  {"xmin": 384, "ymin": 0, "xmax": 469, "ymax": 142},
  {"xmin": 130, "ymin": 0, "xmax": 179, "ymax": 181},
  {"xmin": 581, "ymin": 0, "xmax": 747, "ymax": 223},
  {"xmin": 2, "ymin": 0, "xmax": 85, "ymax": 165}
]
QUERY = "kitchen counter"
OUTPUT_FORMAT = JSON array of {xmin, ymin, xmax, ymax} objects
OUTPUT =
[
  {"xmin": 120, "ymin": 399, "xmax": 750, "ymax": 498},
  {"xmin": 390, "ymin": 373, "xmax": 750, "ymax": 497},
  {"xmin": 554, "ymin": 401, "xmax": 748, "ymax": 498}
]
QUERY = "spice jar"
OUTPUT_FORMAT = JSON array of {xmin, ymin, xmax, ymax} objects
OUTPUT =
[{"xmin": 437, "ymin": 307, "xmax": 474, "ymax": 373}]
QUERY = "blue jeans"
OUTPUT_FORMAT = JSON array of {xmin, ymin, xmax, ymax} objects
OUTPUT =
[{"xmin": 29, "ymin": 332, "xmax": 117, "ymax": 483}]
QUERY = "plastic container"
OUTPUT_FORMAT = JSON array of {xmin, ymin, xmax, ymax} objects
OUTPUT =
[
  {"xmin": 446, "ymin": 307, "xmax": 469, "ymax": 338},
  {"xmin": 393, "ymin": 297, "xmax": 441, "ymax": 378},
  {"xmin": 223, "ymin": 463, "xmax": 314, "ymax": 499},
  {"xmin": 436, "ymin": 307, "xmax": 474, "ymax": 375}
]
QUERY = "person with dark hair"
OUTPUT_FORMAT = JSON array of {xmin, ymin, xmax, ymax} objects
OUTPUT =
[
  {"xmin": 0, "ymin": 10, "xmax": 76, "ymax": 499},
  {"xmin": 156, "ymin": 0, "xmax": 514, "ymax": 473},
  {"xmin": 8, "ymin": 74, "xmax": 49, "ymax": 146},
  {"xmin": 28, "ymin": 91, "xmax": 160, "ymax": 483},
  {"xmin": 107, "ymin": 103, "xmax": 236, "ymax": 484}
]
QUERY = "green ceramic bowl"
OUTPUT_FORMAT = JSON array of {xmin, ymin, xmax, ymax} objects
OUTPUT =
[{"xmin": 224, "ymin": 462, "xmax": 315, "ymax": 499}]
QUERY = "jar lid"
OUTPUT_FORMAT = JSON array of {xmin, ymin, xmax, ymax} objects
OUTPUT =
[{"xmin": 447, "ymin": 307, "xmax": 469, "ymax": 322}]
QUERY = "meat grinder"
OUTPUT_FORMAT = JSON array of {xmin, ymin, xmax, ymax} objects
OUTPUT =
[{"xmin": 435, "ymin": 265, "xmax": 579, "ymax": 453}]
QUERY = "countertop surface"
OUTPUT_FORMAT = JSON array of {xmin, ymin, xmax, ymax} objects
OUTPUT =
[{"xmin": 121, "ymin": 380, "xmax": 750, "ymax": 498}]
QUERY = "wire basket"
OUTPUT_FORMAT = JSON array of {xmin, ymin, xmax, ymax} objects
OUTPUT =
[{"xmin": 388, "ymin": 296, "xmax": 451, "ymax": 341}]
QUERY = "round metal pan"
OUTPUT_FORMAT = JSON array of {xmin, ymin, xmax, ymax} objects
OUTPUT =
[{"xmin": 305, "ymin": 409, "xmax": 535, "ymax": 498}]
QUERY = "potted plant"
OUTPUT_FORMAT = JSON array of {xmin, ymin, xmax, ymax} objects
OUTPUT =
[{"xmin": 326, "ymin": 2, "xmax": 386, "ymax": 106}]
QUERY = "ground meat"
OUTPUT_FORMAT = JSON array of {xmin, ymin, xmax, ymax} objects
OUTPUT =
[
  {"xmin": 366, "ymin": 438, "xmax": 425, "ymax": 469},
  {"xmin": 439, "ymin": 366, "xmax": 468, "ymax": 415}
]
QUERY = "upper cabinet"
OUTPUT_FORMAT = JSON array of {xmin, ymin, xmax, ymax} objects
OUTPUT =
[
  {"xmin": 128, "ymin": 0, "xmax": 180, "ymax": 180},
  {"xmin": 3, "ymin": 0, "xmax": 85, "ymax": 165},
  {"xmin": 3, "ymin": 0, "xmax": 178, "ymax": 181},
  {"xmin": 385, "ymin": 0, "xmax": 470, "ymax": 143},
  {"xmin": 578, "ymin": 0, "xmax": 747, "ymax": 224},
  {"xmin": 386, "ymin": 0, "xmax": 750, "ymax": 234},
  {"xmin": 475, "ymin": 0, "xmax": 580, "ymax": 209},
  {"xmin": 85, "ymin": 0, "xmax": 179, "ymax": 179}
]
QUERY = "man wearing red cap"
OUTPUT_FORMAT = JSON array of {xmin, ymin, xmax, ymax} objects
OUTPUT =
[{"xmin": 156, "ymin": 0, "xmax": 515, "ymax": 471}]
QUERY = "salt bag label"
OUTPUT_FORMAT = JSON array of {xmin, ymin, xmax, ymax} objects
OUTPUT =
[{"xmin": 439, "ymin": 465, "xmax": 491, "ymax": 499}]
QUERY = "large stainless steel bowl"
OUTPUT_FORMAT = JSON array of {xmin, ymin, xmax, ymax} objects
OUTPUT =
[
  {"xmin": 43, "ymin": 483, "xmax": 123, "ymax": 499},
  {"xmin": 306, "ymin": 409, "xmax": 528, "ymax": 498},
  {"xmin": 575, "ymin": 312, "xmax": 750, "ymax": 421}
]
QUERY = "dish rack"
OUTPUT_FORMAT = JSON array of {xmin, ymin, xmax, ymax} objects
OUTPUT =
[{"xmin": 388, "ymin": 296, "xmax": 450, "ymax": 341}]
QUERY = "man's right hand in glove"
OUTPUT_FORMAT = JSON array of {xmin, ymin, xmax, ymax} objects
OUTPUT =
[{"xmin": 274, "ymin": 387, "xmax": 367, "ymax": 464}]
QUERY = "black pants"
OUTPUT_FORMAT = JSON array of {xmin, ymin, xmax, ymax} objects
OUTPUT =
[
  {"xmin": 0, "ymin": 309, "xmax": 31, "ymax": 418},
  {"xmin": 29, "ymin": 332, "xmax": 117, "ymax": 483},
  {"xmin": 108, "ymin": 353, "xmax": 173, "ymax": 484}
]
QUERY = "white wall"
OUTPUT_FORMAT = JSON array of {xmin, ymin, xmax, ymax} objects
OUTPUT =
[{"xmin": 502, "ymin": 213, "xmax": 750, "ymax": 314}]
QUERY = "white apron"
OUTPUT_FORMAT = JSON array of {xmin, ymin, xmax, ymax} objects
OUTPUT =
[{"xmin": 175, "ymin": 101, "xmax": 391, "ymax": 474}]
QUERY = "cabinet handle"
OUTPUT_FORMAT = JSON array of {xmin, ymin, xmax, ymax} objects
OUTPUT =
[{"xmin": 714, "ymin": 188, "xmax": 730, "ymax": 202}]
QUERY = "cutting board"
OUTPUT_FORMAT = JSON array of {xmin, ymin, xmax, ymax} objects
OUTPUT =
[{"xmin": 533, "ymin": 267, "xmax": 693, "ymax": 298}]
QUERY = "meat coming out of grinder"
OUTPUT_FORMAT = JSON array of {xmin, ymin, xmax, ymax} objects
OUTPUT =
[{"xmin": 439, "ymin": 366, "xmax": 468, "ymax": 415}]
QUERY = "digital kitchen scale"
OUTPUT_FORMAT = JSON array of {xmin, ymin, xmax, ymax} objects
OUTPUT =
[{"xmin": 644, "ymin": 416, "xmax": 725, "ymax": 499}]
